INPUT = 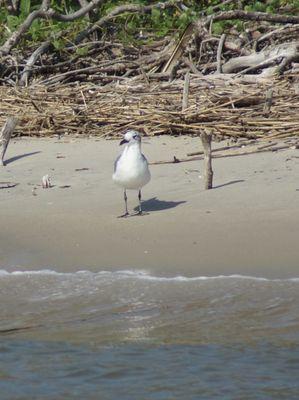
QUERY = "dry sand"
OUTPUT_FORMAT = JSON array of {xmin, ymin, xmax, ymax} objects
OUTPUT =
[{"xmin": 0, "ymin": 136, "xmax": 298, "ymax": 278}]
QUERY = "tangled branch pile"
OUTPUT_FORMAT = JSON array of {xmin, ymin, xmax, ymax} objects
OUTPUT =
[{"xmin": 0, "ymin": 73, "xmax": 298, "ymax": 140}]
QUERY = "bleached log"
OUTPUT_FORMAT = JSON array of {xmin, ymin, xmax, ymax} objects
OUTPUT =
[
  {"xmin": 222, "ymin": 42, "xmax": 298, "ymax": 74},
  {"xmin": 0, "ymin": 117, "xmax": 18, "ymax": 166}
]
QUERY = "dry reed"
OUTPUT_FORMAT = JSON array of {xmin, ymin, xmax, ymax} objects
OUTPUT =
[{"xmin": 0, "ymin": 74, "xmax": 298, "ymax": 140}]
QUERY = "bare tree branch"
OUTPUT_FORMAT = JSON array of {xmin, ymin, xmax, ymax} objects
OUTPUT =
[
  {"xmin": 74, "ymin": 0, "xmax": 183, "ymax": 44},
  {"xmin": 0, "ymin": 0, "xmax": 104, "ymax": 56},
  {"xmin": 19, "ymin": 40, "xmax": 51, "ymax": 86},
  {"xmin": 204, "ymin": 9, "xmax": 299, "ymax": 26},
  {"xmin": 46, "ymin": 0, "xmax": 104, "ymax": 21}
]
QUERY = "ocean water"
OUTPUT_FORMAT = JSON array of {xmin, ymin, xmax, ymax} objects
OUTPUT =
[{"xmin": 1, "ymin": 269, "xmax": 299, "ymax": 399}]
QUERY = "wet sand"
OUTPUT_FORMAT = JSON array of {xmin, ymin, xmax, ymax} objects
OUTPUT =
[{"xmin": 0, "ymin": 136, "xmax": 298, "ymax": 278}]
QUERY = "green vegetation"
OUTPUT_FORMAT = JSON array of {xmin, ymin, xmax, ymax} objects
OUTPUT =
[{"xmin": 0, "ymin": 0, "xmax": 298, "ymax": 51}]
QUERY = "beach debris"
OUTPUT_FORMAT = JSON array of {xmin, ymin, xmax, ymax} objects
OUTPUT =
[
  {"xmin": 0, "ymin": 117, "xmax": 18, "ymax": 166},
  {"xmin": 59, "ymin": 185, "xmax": 71, "ymax": 189},
  {"xmin": 0, "ymin": 181, "xmax": 18, "ymax": 189},
  {"xmin": 0, "ymin": 76, "xmax": 298, "ymax": 142},
  {"xmin": 32, "ymin": 187, "xmax": 37, "ymax": 196},
  {"xmin": 75, "ymin": 167, "xmax": 89, "ymax": 171},
  {"xmin": 42, "ymin": 175, "xmax": 51, "ymax": 188}
]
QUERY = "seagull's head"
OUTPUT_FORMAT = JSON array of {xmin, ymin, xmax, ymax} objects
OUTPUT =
[{"xmin": 120, "ymin": 130, "xmax": 141, "ymax": 146}]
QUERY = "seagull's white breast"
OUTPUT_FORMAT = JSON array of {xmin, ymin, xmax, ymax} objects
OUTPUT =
[{"xmin": 113, "ymin": 144, "xmax": 151, "ymax": 190}]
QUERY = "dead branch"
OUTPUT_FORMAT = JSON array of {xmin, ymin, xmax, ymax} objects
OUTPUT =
[
  {"xmin": 216, "ymin": 34, "xmax": 226, "ymax": 74},
  {"xmin": 19, "ymin": 40, "xmax": 51, "ymax": 86},
  {"xmin": 162, "ymin": 23, "xmax": 195, "ymax": 74},
  {"xmin": 276, "ymin": 53, "xmax": 299, "ymax": 75},
  {"xmin": 204, "ymin": 10, "xmax": 299, "ymax": 27},
  {"xmin": 257, "ymin": 24, "xmax": 299, "ymax": 45},
  {"xmin": 222, "ymin": 42, "xmax": 298, "ymax": 74}
]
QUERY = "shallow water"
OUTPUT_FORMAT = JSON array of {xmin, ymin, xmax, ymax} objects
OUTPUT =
[{"xmin": 1, "ymin": 270, "xmax": 299, "ymax": 399}]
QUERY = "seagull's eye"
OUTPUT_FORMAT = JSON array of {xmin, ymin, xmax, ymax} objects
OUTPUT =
[{"xmin": 133, "ymin": 135, "xmax": 138, "ymax": 140}]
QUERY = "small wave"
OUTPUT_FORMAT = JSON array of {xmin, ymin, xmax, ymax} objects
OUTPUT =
[{"xmin": 0, "ymin": 269, "xmax": 299, "ymax": 282}]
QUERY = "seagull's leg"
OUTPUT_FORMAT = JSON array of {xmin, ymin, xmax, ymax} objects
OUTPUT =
[
  {"xmin": 137, "ymin": 189, "xmax": 149, "ymax": 216},
  {"xmin": 118, "ymin": 189, "xmax": 129, "ymax": 218},
  {"xmin": 138, "ymin": 189, "xmax": 142, "ymax": 214}
]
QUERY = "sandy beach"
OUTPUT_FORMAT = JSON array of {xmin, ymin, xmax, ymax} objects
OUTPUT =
[{"xmin": 0, "ymin": 135, "xmax": 298, "ymax": 278}]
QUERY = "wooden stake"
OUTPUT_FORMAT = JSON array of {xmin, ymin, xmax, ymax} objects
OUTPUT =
[
  {"xmin": 182, "ymin": 71, "xmax": 190, "ymax": 112},
  {"xmin": 0, "ymin": 117, "xmax": 18, "ymax": 166},
  {"xmin": 201, "ymin": 131, "xmax": 213, "ymax": 189},
  {"xmin": 263, "ymin": 88, "xmax": 273, "ymax": 114}
]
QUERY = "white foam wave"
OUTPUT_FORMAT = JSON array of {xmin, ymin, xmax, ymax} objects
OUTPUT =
[{"xmin": 0, "ymin": 269, "xmax": 299, "ymax": 282}]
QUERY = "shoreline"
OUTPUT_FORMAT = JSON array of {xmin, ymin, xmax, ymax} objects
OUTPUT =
[{"xmin": 0, "ymin": 136, "xmax": 298, "ymax": 278}]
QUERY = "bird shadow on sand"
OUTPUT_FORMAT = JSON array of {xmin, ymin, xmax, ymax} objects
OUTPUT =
[
  {"xmin": 4, "ymin": 151, "xmax": 41, "ymax": 165},
  {"xmin": 213, "ymin": 179, "xmax": 245, "ymax": 189},
  {"xmin": 135, "ymin": 197, "xmax": 186, "ymax": 212}
]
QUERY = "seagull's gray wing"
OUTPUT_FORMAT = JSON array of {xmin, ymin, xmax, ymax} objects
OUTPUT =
[
  {"xmin": 114, "ymin": 154, "xmax": 121, "ymax": 173},
  {"xmin": 141, "ymin": 153, "xmax": 148, "ymax": 164}
]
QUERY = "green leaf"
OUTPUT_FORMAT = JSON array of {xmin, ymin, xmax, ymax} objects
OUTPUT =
[
  {"xmin": 151, "ymin": 8, "xmax": 161, "ymax": 21},
  {"xmin": 212, "ymin": 21, "xmax": 224, "ymax": 35},
  {"xmin": 6, "ymin": 15, "xmax": 20, "ymax": 31},
  {"xmin": 75, "ymin": 46, "xmax": 89, "ymax": 56},
  {"xmin": 53, "ymin": 38, "xmax": 64, "ymax": 50},
  {"xmin": 20, "ymin": 0, "xmax": 31, "ymax": 16}
]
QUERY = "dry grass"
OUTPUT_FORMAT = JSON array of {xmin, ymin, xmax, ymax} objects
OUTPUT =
[{"xmin": 0, "ymin": 74, "xmax": 298, "ymax": 140}]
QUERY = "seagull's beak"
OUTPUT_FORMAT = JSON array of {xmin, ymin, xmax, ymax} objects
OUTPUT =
[{"xmin": 119, "ymin": 138, "xmax": 128, "ymax": 145}]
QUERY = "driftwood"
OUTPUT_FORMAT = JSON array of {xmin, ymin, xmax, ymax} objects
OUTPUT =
[
  {"xmin": 19, "ymin": 40, "xmax": 51, "ymax": 86},
  {"xmin": 0, "ymin": 117, "xmax": 18, "ymax": 166},
  {"xmin": 222, "ymin": 42, "xmax": 299, "ymax": 74},
  {"xmin": 257, "ymin": 24, "xmax": 299, "ymax": 45},
  {"xmin": 203, "ymin": 10, "xmax": 299, "ymax": 26},
  {"xmin": 1, "ymin": 5, "xmax": 299, "ymax": 87}
]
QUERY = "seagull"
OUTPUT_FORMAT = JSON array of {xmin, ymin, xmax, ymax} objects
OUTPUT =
[{"xmin": 113, "ymin": 130, "xmax": 151, "ymax": 217}]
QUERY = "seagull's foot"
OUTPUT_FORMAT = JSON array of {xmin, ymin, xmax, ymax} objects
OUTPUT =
[
  {"xmin": 132, "ymin": 210, "xmax": 149, "ymax": 217},
  {"xmin": 117, "ymin": 212, "xmax": 130, "ymax": 218}
]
